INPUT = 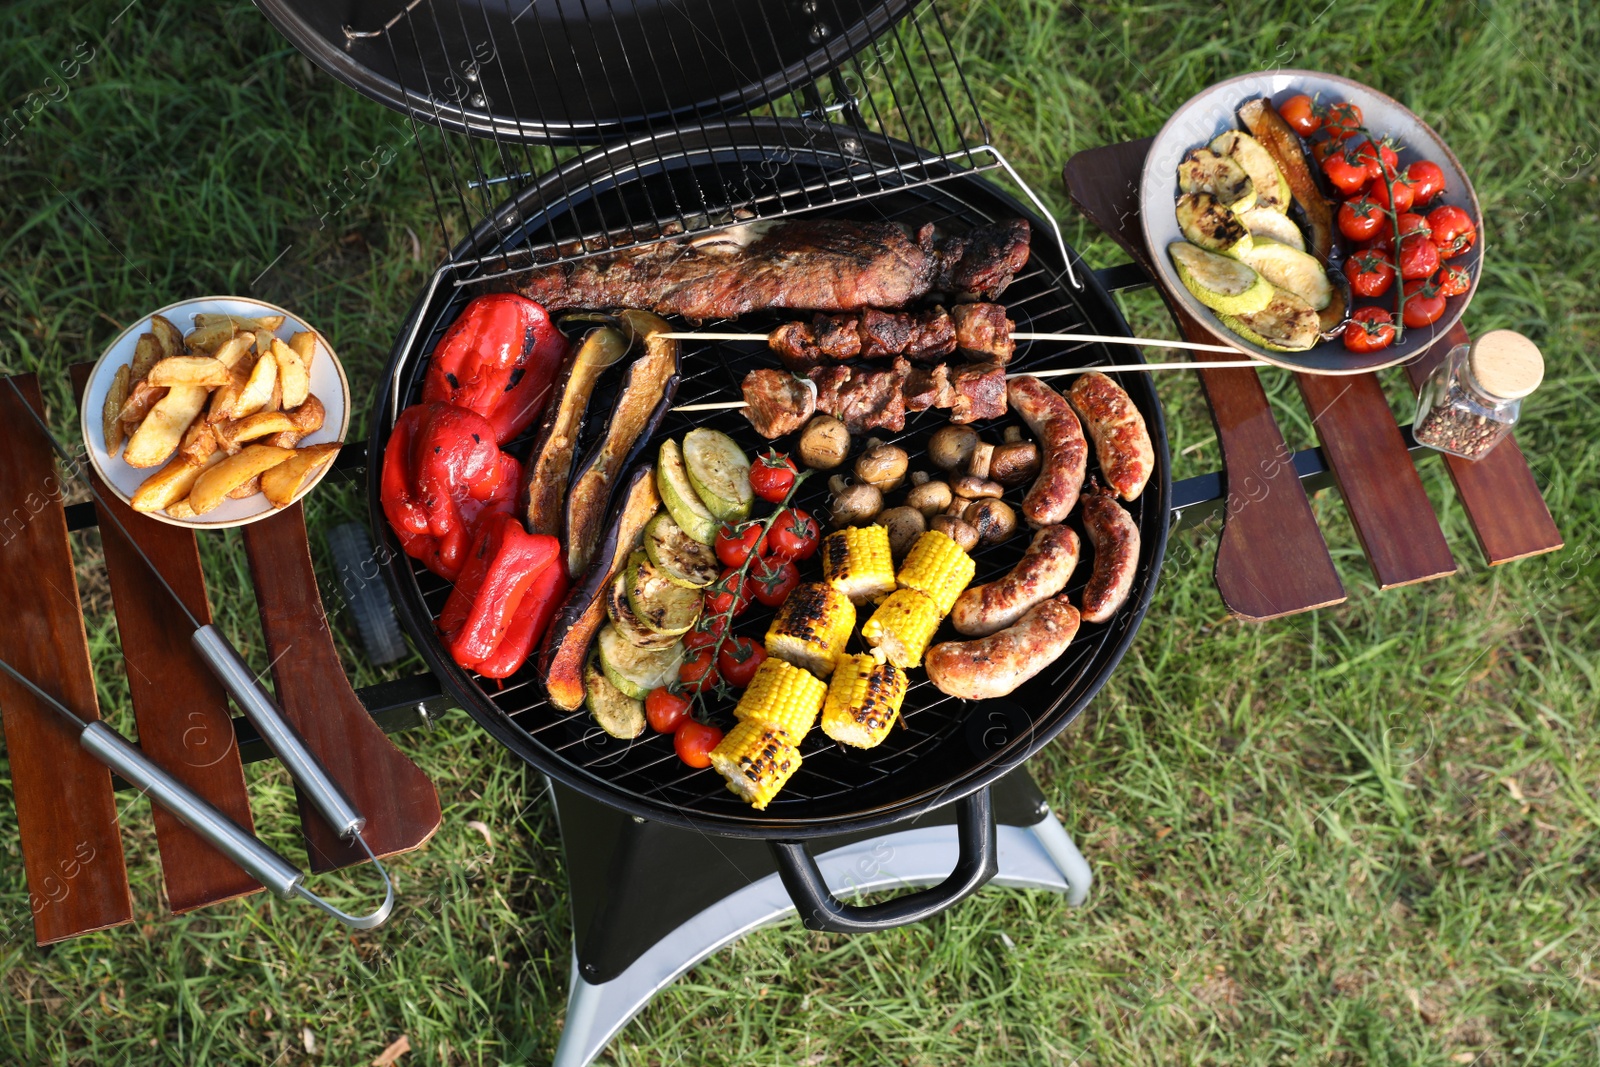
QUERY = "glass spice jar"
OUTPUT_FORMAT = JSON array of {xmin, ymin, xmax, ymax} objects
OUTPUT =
[{"xmin": 1413, "ymin": 330, "xmax": 1544, "ymax": 460}]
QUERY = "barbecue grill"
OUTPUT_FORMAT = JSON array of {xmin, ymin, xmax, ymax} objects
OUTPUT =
[{"xmin": 262, "ymin": 0, "xmax": 1168, "ymax": 1058}]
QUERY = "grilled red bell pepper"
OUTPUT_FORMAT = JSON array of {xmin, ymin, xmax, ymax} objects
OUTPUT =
[
  {"xmin": 381, "ymin": 401, "xmax": 520, "ymax": 579},
  {"xmin": 471, "ymin": 563, "xmax": 569, "ymax": 679},
  {"xmin": 421, "ymin": 293, "xmax": 569, "ymax": 444},
  {"xmin": 437, "ymin": 512, "xmax": 560, "ymax": 671}
]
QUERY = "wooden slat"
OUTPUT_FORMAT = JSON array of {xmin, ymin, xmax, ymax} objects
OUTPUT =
[
  {"xmin": 1063, "ymin": 140, "xmax": 1346, "ymax": 619},
  {"xmin": 69, "ymin": 363, "xmax": 262, "ymax": 911},
  {"xmin": 0, "ymin": 375, "xmax": 132, "ymax": 943},
  {"xmin": 241, "ymin": 505, "xmax": 440, "ymax": 872},
  {"xmin": 1402, "ymin": 323, "xmax": 1563, "ymax": 563},
  {"xmin": 1294, "ymin": 372, "xmax": 1457, "ymax": 588}
]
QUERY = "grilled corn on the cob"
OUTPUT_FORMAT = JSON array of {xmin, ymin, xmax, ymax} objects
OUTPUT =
[
  {"xmin": 861, "ymin": 588, "xmax": 941, "ymax": 668},
  {"xmin": 896, "ymin": 530, "xmax": 976, "ymax": 615},
  {"xmin": 822, "ymin": 526, "xmax": 896, "ymax": 605},
  {"xmin": 710, "ymin": 720, "xmax": 803, "ymax": 810},
  {"xmin": 822, "ymin": 652, "xmax": 908, "ymax": 748},
  {"xmin": 734, "ymin": 657, "xmax": 827, "ymax": 740},
  {"xmin": 765, "ymin": 582, "xmax": 855, "ymax": 676}
]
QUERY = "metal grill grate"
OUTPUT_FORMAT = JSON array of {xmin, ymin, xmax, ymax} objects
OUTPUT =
[
  {"xmin": 300, "ymin": 0, "xmax": 1074, "ymax": 282},
  {"xmin": 371, "ymin": 123, "xmax": 1166, "ymax": 836}
]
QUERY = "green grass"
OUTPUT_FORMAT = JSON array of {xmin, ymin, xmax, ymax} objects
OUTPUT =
[{"xmin": 2, "ymin": 0, "xmax": 1599, "ymax": 1063}]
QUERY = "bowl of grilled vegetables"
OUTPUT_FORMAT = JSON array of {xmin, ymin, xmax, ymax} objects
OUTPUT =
[
  {"xmin": 82, "ymin": 297, "xmax": 348, "ymax": 528},
  {"xmin": 1141, "ymin": 69, "xmax": 1482, "ymax": 374}
]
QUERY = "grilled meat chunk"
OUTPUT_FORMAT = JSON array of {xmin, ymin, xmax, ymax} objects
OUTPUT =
[
  {"xmin": 902, "ymin": 363, "xmax": 952, "ymax": 412},
  {"xmin": 514, "ymin": 218, "xmax": 1031, "ymax": 318},
  {"xmin": 770, "ymin": 314, "xmax": 862, "ymax": 369},
  {"xmin": 951, "ymin": 302, "xmax": 1015, "ymax": 364},
  {"xmin": 810, "ymin": 358, "xmax": 911, "ymax": 435},
  {"xmin": 741, "ymin": 369, "xmax": 816, "ymax": 439},
  {"xmin": 859, "ymin": 307, "xmax": 957, "ymax": 361},
  {"xmin": 948, "ymin": 362, "xmax": 1007, "ymax": 424}
]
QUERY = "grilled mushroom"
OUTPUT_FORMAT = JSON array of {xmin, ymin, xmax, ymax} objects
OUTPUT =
[
  {"xmin": 879, "ymin": 506, "xmax": 926, "ymax": 560},
  {"xmin": 928, "ymin": 425, "xmax": 978, "ymax": 471},
  {"xmin": 828, "ymin": 474, "xmax": 883, "ymax": 528},
  {"xmin": 930, "ymin": 514, "xmax": 979, "ymax": 551},
  {"xmin": 964, "ymin": 498, "xmax": 1017, "ymax": 544},
  {"xmin": 904, "ymin": 479, "xmax": 953, "ymax": 517},
  {"xmin": 798, "ymin": 414, "xmax": 851, "ymax": 470},
  {"xmin": 854, "ymin": 440, "xmax": 909, "ymax": 493},
  {"xmin": 989, "ymin": 442, "xmax": 1040, "ymax": 487},
  {"xmin": 950, "ymin": 475, "xmax": 1004, "ymax": 500}
]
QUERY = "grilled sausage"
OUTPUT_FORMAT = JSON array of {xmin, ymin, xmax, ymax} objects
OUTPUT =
[
  {"xmin": 1006, "ymin": 376, "xmax": 1086, "ymax": 527},
  {"xmin": 1067, "ymin": 372, "xmax": 1154, "ymax": 502},
  {"xmin": 950, "ymin": 525, "xmax": 1080, "ymax": 637},
  {"xmin": 1080, "ymin": 480, "xmax": 1139, "ymax": 623},
  {"xmin": 925, "ymin": 596, "xmax": 1081, "ymax": 700}
]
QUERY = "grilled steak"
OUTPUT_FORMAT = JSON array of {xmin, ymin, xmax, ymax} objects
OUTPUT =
[
  {"xmin": 741, "ymin": 369, "xmax": 816, "ymax": 439},
  {"xmin": 514, "ymin": 218, "xmax": 1031, "ymax": 318}
]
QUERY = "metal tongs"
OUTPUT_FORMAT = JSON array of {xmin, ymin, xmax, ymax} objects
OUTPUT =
[{"xmin": 3, "ymin": 377, "xmax": 393, "ymax": 929}]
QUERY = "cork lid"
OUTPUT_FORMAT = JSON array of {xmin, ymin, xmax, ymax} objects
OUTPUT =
[{"xmin": 1469, "ymin": 330, "xmax": 1544, "ymax": 400}]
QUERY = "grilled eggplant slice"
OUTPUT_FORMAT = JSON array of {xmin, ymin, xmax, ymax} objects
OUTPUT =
[
  {"xmin": 1168, "ymin": 242, "xmax": 1274, "ymax": 315},
  {"xmin": 563, "ymin": 310, "xmax": 681, "ymax": 579},
  {"xmin": 1175, "ymin": 193, "xmax": 1252, "ymax": 257},
  {"xmin": 1177, "ymin": 148, "xmax": 1256, "ymax": 212},
  {"xmin": 538, "ymin": 463, "xmax": 660, "ymax": 711},
  {"xmin": 521, "ymin": 325, "xmax": 630, "ymax": 540},
  {"xmin": 1209, "ymin": 131, "xmax": 1290, "ymax": 214},
  {"xmin": 1220, "ymin": 290, "xmax": 1320, "ymax": 352},
  {"xmin": 1238, "ymin": 238, "xmax": 1332, "ymax": 310},
  {"xmin": 1238, "ymin": 98, "xmax": 1335, "ymax": 262}
]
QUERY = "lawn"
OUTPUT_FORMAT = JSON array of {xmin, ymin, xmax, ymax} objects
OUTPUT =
[{"xmin": 2, "ymin": 0, "xmax": 1598, "ymax": 1063}]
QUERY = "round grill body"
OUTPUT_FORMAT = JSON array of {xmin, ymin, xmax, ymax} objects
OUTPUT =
[{"xmin": 370, "ymin": 122, "xmax": 1169, "ymax": 839}]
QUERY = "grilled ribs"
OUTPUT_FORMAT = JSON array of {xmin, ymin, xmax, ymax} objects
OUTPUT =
[{"xmin": 514, "ymin": 218, "xmax": 1030, "ymax": 319}]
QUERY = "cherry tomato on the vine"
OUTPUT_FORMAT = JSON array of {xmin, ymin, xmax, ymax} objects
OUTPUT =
[
  {"xmin": 1320, "ymin": 147, "xmax": 1371, "ymax": 196},
  {"xmin": 1368, "ymin": 175, "xmax": 1414, "ymax": 213},
  {"xmin": 1398, "ymin": 232, "xmax": 1441, "ymax": 281},
  {"xmin": 1338, "ymin": 196, "xmax": 1387, "ymax": 242},
  {"xmin": 704, "ymin": 567, "xmax": 753, "ymax": 618},
  {"xmin": 1278, "ymin": 94, "xmax": 1322, "ymax": 137},
  {"xmin": 678, "ymin": 649, "xmax": 720, "ymax": 694},
  {"xmin": 682, "ymin": 614, "xmax": 728, "ymax": 652},
  {"xmin": 645, "ymin": 686, "xmax": 692, "ymax": 734},
  {"xmin": 714, "ymin": 522, "xmax": 767, "ymax": 568},
  {"xmin": 1312, "ymin": 138, "xmax": 1345, "ymax": 166},
  {"xmin": 1402, "ymin": 277, "xmax": 1448, "ymax": 328},
  {"xmin": 1405, "ymin": 161, "xmax": 1447, "ymax": 206},
  {"xmin": 1343, "ymin": 306, "xmax": 1396, "ymax": 353},
  {"xmin": 750, "ymin": 555, "xmax": 800, "ymax": 607},
  {"xmin": 1350, "ymin": 139, "xmax": 1399, "ymax": 184},
  {"xmin": 674, "ymin": 719, "xmax": 723, "ymax": 768},
  {"xmin": 766, "ymin": 507, "xmax": 820, "ymax": 560},
  {"xmin": 1323, "ymin": 101, "xmax": 1363, "ymax": 139},
  {"xmin": 1343, "ymin": 249, "xmax": 1396, "ymax": 298},
  {"xmin": 1435, "ymin": 263, "xmax": 1472, "ymax": 298},
  {"xmin": 1426, "ymin": 205, "xmax": 1476, "ymax": 258},
  {"xmin": 749, "ymin": 450, "xmax": 798, "ymax": 504},
  {"xmin": 716, "ymin": 636, "xmax": 767, "ymax": 688}
]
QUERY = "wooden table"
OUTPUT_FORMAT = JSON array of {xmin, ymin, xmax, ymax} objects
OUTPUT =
[{"xmin": 1063, "ymin": 139, "xmax": 1562, "ymax": 618}]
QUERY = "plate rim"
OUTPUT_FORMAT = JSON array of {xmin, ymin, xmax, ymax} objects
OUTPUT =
[
  {"xmin": 1139, "ymin": 67, "xmax": 1484, "ymax": 376},
  {"xmin": 79, "ymin": 295, "xmax": 351, "ymax": 530}
]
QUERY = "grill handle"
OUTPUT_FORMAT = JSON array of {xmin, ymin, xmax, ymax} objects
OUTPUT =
[{"xmin": 770, "ymin": 786, "xmax": 997, "ymax": 933}]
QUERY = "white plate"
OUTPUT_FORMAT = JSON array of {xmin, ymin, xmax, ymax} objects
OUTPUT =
[
  {"xmin": 80, "ymin": 296, "xmax": 350, "ymax": 529},
  {"xmin": 1140, "ymin": 69, "xmax": 1483, "ymax": 375}
]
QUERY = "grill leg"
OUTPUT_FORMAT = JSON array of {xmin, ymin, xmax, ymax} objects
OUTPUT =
[{"xmin": 548, "ymin": 770, "xmax": 1094, "ymax": 1067}]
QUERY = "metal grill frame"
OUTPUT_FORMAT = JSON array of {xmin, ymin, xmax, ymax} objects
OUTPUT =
[{"xmin": 368, "ymin": 121, "xmax": 1170, "ymax": 839}]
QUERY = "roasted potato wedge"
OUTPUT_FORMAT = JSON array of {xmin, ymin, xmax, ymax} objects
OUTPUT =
[
  {"xmin": 189, "ymin": 444, "xmax": 295, "ymax": 514},
  {"xmin": 131, "ymin": 333, "xmax": 163, "ymax": 380},
  {"xmin": 212, "ymin": 333, "xmax": 255, "ymax": 371},
  {"xmin": 228, "ymin": 475, "xmax": 263, "ymax": 500},
  {"xmin": 208, "ymin": 357, "xmax": 253, "ymax": 423},
  {"xmin": 271, "ymin": 337, "xmax": 310, "ymax": 409},
  {"xmin": 131, "ymin": 451, "xmax": 221, "ymax": 512},
  {"xmin": 165, "ymin": 498, "xmax": 197, "ymax": 520},
  {"xmin": 119, "ymin": 379, "xmax": 167, "ymax": 428},
  {"xmin": 123, "ymin": 385, "xmax": 209, "ymax": 468},
  {"xmin": 178, "ymin": 418, "xmax": 219, "ymax": 465},
  {"xmin": 233, "ymin": 350, "xmax": 277, "ymax": 419},
  {"xmin": 265, "ymin": 373, "xmax": 281, "ymax": 414},
  {"xmin": 282, "ymin": 393, "xmax": 324, "ymax": 435},
  {"xmin": 148, "ymin": 314, "xmax": 186, "ymax": 359},
  {"xmin": 102, "ymin": 364, "xmax": 131, "ymax": 456},
  {"xmin": 263, "ymin": 430, "xmax": 301, "ymax": 448},
  {"xmin": 194, "ymin": 312, "xmax": 285, "ymax": 332},
  {"xmin": 147, "ymin": 355, "xmax": 231, "ymax": 388},
  {"xmin": 218, "ymin": 410, "xmax": 297, "ymax": 449},
  {"xmin": 260, "ymin": 443, "xmax": 340, "ymax": 508},
  {"xmin": 183, "ymin": 320, "xmax": 238, "ymax": 355}
]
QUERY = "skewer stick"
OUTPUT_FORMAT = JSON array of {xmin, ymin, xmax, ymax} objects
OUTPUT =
[
  {"xmin": 657, "ymin": 330, "xmax": 1244, "ymax": 355},
  {"xmin": 668, "ymin": 358, "xmax": 1271, "ymax": 413}
]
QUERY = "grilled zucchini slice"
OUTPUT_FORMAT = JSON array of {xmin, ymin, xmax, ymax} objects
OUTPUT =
[
  {"xmin": 585, "ymin": 651, "xmax": 646, "ymax": 738},
  {"xmin": 625, "ymin": 550, "xmax": 702, "ymax": 636},
  {"xmin": 682, "ymin": 428, "xmax": 752, "ymax": 521},
  {"xmin": 1210, "ymin": 131, "xmax": 1290, "ymax": 214},
  {"xmin": 605, "ymin": 572, "xmax": 681, "ymax": 650},
  {"xmin": 1177, "ymin": 148, "xmax": 1256, "ymax": 212},
  {"xmin": 1169, "ymin": 242, "xmax": 1274, "ymax": 316},
  {"xmin": 1176, "ymin": 192, "xmax": 1253, "ymax": 257},
  {"xmin": 596, "ymin": 624, "xmax": 683, "ymax": 700},
  {"xmin": 1239, "ymin": 238, "xmax": 1332, "ymax": 311},
  {"xmin": 643, "ymin": 511, "xmax": 718, "ymax": 588},
  {"xmin": 657, "ymin": 438, "xmax": 719, "ymax": 544},
  {"xmin": 1236, "ymin": 208, "xmax": 1305, "ymax": 252},
  {"xmin": 1220, "ymin": 290, "xmax": 1321, "ymax": 352}
]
